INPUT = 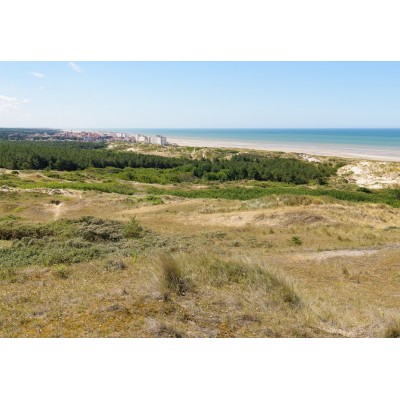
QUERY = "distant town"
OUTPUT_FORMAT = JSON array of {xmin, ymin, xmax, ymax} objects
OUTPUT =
[{"xmin": 23, "ymin": 130, "xmax": 168, "ymax": 146}]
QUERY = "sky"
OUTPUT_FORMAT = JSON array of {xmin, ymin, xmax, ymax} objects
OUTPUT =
[{"xmin": 0, "ymin": 61, "xmax": 400, "ymax": 129}]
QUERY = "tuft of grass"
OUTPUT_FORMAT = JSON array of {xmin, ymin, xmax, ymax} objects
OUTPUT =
[
  {"xmin": 145, "ymin": 195, "xmax": 164, "ymax": 205},
  {"xmin": 156, "ymin": 253, "xmax": 303, "ymax": 308},
  {"xmin": 342, "ymin": 267, "xmax": 350, "ymax": 277},
  {"xmin": 262, "ymin": 267, "xmax": 303, "ymax": 308},
  {"xmin": 0, "ymin": 267, "xmax": 17, "ymax": 282},
  {"xmin": 159, "ymin": 254, "xmax": 190, "ymax": 296},
  {"xmin": 104, "ymin": 259, "xmax": 127, "ymax": 272},
  {"xmin": 280, "ymin": 281, "xmax": 303, "ymax": 308},
  {"xmin": 53, "ymin": 265, "xmax": 70, "ymax": 280},
  {"xmin": 384, "ymin": 319, "xmax": 400, "ymax": 338}
]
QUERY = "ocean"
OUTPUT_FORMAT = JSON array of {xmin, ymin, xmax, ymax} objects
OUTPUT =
[
  {"xmin": 93, "ymin": 128, "xmax": 400, "ymax": 160},
  {"xmin": 102, "ymin": 128, "xmax": 400, "ymax": 147}
]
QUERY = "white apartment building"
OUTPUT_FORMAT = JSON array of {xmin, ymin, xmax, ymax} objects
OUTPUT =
[
  {"xmin": 135, "ymin": 134, "xmax": 150, "ymax": 143},
  {"xmin": 150, "ymin": 135, "xmax": 167, "ymax": 146}
]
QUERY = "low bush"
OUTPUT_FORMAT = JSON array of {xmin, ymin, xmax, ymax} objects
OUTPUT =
[
  {"xmin": 53, "ymin": 265, "xmax": 70, "ymax": 279},
  {"xmin": 77, "ymin": 216, "xmax": 124, "ymax": 242},
  {"xmin": 145, "ymin": 195, "xmax": 164, "ymax": 205},
  {"xmin": 291, "ymin": 236, "xmax": 302, "ymax": 246},
  {"xmin": 104, "ymin": 259, "xmax": 127, "ymax": 271},
  {"xmin": 123, "ymin": 217, "xmax": 144, "ymax": 239},
  {"xmin": 0, "ymin": 217, "xmax": 145, "ymax": 268},
  {"xmin": 0, "ymin": 220, "xmax": 54, "ymax": 240}
]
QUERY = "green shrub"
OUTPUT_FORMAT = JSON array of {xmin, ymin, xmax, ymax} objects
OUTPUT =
[
  {"xmin": 0, "ymin": 217, "xmax": 158, "ymax": 268},
  {"xmin": 145, "ymin": 195, "xmax": 164, "ymax": 205},
  {"xmin": 0, "ymin": 221, "xmax": 54, "ymax": 240},
  {"xmin": 50, "ymin": 199, "xmax": 61, "ymax": 205},
  {"xmin": 77, "ymin": 216, "xmax": 124, "ymax": 242},
  {"xmin": 123, "ymin": 217, "xmax": 144, "ymax": 239},
  {"xmin": 291, "ymin": 236, "xmax": 302, "ymax": 246},
  {"xmin": 0, "ymin": 267, "xmax": 17, "ymax": 282},
  {"xmin": 53, "ymin": 265, "xmax": 70, "ymax": 279}
]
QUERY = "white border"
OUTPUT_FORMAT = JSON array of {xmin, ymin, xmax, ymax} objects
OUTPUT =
[
  {"xmin": 1, "ymin": 0, "xmax": 400, "ymax": 61},
  {"xmin": 1, "ymin": 339, "xmax": 399, "ymax": 399},
  {"xmin": 1, "ymin": 1, "xmax": 400, "ymax": 399}
]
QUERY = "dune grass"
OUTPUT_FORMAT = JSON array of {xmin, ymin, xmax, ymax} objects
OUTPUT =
[{"xmin": 0, "ymin": 156, "xmax": 399, "ymax": 337}]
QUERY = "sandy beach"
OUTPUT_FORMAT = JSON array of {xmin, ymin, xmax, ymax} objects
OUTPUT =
[{"xmin": 168, "ymin": 137, "xmax": 400, "ymax": 161}]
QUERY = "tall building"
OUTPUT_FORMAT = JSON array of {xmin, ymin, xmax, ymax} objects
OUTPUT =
[
  {"xmin": 135, "ymin": 134, "xmax": 149, "ymax": 143},
  {"xmin": 150, "ymin": 135, "xmax": 167, "ymax": 146}
]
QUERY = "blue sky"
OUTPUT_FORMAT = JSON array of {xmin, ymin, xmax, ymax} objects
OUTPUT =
[{"xmin": 1, "ymin": 62, "xmax": 400, "ymax": 129}]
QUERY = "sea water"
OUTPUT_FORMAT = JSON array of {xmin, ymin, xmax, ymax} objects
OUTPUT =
[{"xmin": 105, "ymin": 128, "xmax": 400, "ymax": 148}]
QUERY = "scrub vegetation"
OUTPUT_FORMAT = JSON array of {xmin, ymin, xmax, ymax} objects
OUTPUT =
[{"xmin": 0, "ymin": 140, "xmax": 399, "ymax": 337}]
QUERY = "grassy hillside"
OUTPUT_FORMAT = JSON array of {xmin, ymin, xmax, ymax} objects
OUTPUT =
[{"xmin": 0, "ymin": 141, "xmax": 400, "ymax": 337}]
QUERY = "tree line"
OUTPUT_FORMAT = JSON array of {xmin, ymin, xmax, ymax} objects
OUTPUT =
[
  {"xmin": 0, "ymin": 141, "xmax": 186, "ymax": 170},
  {"xmin": 0, "ymin": 140, "xmax": 337, "ymax": 184}
]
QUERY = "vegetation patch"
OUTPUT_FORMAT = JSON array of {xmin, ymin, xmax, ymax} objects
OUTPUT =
[
  {"xmin": 156, "ymin": 253, "xmax": 303, "ymax": 308},
  {"xmin": 123, "ymin": 217, "xmax": 144, "ymax": 239},
  {"xmin": 0, "ymin": 217, "xmax": 150, "ymax": 268},
  {"xmin": 291, "ymin": 236, "xmax": 302, "ymax": 246},
  {"xmin": 147, "ymin": 185, "xmax": 400, "ymax": 207}
]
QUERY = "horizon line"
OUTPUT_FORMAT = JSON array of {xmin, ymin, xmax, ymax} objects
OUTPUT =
[{"xmin": 2, "ymin": 127, "xmax": 400, "ymax": 130}]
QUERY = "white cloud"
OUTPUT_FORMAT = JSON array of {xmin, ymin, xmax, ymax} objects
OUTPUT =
[
  {"xmin": 0, "ymin": 95, "xmax": 29, "ymax": 118},
  {"xmin": 0, "ymin": 95, "xmax": 20, "ymax": 114},
  {"xmin": 68, "ymin": 62, "xmax": 82, "ymax": 73},
  {"xmin": 29, "ymin": 71, "xmax": 44, "ymax": 78}
]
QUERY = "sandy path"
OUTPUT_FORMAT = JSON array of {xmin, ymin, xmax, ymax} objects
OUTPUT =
[
  {"xmin": 52, "ymin": 203, "xmax": 63, "ymax": 219},
  {"xmin": 297, "ymin": 243, "xmax": 400, "ymax": 261}
]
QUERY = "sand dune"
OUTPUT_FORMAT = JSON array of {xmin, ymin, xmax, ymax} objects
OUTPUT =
[{"xmin": 168, "ymin": 137, "xmax": 400, "ymax": 161}]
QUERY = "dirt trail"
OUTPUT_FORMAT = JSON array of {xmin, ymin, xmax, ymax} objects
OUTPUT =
[
  {"xmin": 297, "ymin": 243, "xmax": 400, "ymax": 261},
  {"xmin": 52, "ymin": 203, "xmax": 63, "ymax": 219},
  {"xmin": 304, "ymin": 248, "xmax": 378, "ymax": 260}
]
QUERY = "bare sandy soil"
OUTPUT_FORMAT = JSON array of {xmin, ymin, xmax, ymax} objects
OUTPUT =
[{"xmin": 338, "ymin": 161, "xmax": 400, "ymax": 188}]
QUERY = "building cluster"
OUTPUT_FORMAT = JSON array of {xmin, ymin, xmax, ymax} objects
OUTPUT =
[
  {"xmin": 24, "ymin": 130, "xmax": 168, "ymax": 146},
  {"xmin": 134, "ymin": 133, "xmax": 167, "ymax": 146}
]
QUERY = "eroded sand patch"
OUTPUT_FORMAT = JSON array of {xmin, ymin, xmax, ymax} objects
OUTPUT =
[{"xmin": 338, "ymin": 161, "xmax": 400, "ymax": 189}]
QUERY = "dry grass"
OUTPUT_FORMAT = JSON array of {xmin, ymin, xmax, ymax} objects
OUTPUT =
[
  {"xmin": 1, "ymin": 234, "xmax": 399, "ymax": 337},
  {"xmin": 383, "ymin": 319, "xmax": 400, "ymax": 338},
  {"xmin": 1, "ymin": 171, "xmax": 400, "ymax": 337},
  {"xmin": 159, "ymin": 254, "xmax": 191, "ymax": 296}
]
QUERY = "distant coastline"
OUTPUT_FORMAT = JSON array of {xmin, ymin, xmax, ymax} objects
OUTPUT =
[
  {"xmin": 2, "ymin": 127, "xmax": 400, "ymax": 161},
  {"xmin": 167, "ymin": 136, "xmax": 400, "ymax": 161},
  {"xmin": 109, "ymin": 128, "xmax": 400, "ymax": 161}
]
